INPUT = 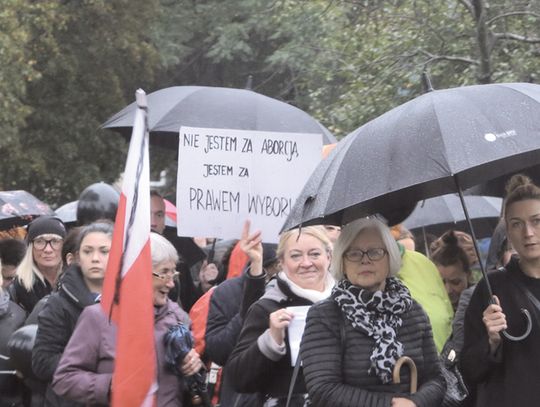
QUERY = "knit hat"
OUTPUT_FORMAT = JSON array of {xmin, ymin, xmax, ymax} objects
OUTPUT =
[{"xmin": 26, "ymin": 216, "xmax": 66, "ymax": 243}]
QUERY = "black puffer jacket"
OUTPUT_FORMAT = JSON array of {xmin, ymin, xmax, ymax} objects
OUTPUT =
[
  {"xmin": 32, "ymin": 265, "xmax": 98, "ymax": 406},
  {"xmin": 300, "ymin": 298, "xmax": 445, "ymax": 407}
]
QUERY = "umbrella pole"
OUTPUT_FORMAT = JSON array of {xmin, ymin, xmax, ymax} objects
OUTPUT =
[
  {"xmin": 455, "ymin": 179, "xmax": 531, "ymax": 341},
  {"xmin": 422, "ymin": 227, "xmax": 429, "ymax": 256}
]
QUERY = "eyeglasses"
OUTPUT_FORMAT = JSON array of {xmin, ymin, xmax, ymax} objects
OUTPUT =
[
  {"xmin": 33, "ymin": 237, "xmax": 63, "ymax": 251},
  {"xmin": 344, "ymin": 248, "xmax": 387, "ymax": 262},
  {"xmin": 152, "ymin": 271, "xmax": 180, "ymax": 281}
]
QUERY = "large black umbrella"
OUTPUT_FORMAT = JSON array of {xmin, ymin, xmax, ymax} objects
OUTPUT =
[
  {"xmin": 283, "ymin": 82, "xmax": 540, "ymax": 341},
  {"xmin": 465, "ymin": 163, "xmax": 540, "ymax": 197},
  {"xmin": 403, "ymin": 194, "xmax": 502, "ymax": 239},
  {"xmin": 102, "ymin": 86, "xmax": 336, "ymax": 149},
  {"xmin": 283, "ymin": 82, "xmax": 540, "ymax": 229},
  {"xmin": 0, "ymin": 191, "xmax": 54, "ymax": 230}
]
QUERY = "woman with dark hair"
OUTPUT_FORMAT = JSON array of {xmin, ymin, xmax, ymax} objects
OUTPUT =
[
  {"xmin": 32, "ymin": 221, "xmax": 113, "ymax": 406},
  {"xmin": 300, "ymin": 217, "xmax": 444, "ymax": 407},
  {"xmin": 431, "ymin": 230, "xmax": 473, "ymax": 312},
  {"xmin": 460, "ymin": 174, "xmax": 540, "ymax": 406}
]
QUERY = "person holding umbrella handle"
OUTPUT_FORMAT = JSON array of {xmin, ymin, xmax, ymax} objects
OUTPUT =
[
  {"xmin": 300, "ymin": 217, "xmax": 444, "ymax": 407},
  {"xmin": 460, "ymin": 174, "xmax": 540, "ymax": 407}
]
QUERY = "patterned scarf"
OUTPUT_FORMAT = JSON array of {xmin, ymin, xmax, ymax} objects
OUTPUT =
[{"xmin": 332, "ymin": 277, "xmax": 413, "ymax": 383}]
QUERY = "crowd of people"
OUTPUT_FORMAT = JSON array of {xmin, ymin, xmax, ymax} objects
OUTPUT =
[{"xmin": 0, "ymin": 173, "xmax": 539, "ymax": 407}]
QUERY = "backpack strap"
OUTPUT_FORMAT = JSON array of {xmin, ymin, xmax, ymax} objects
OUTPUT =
[
  {"xmin": 284, "ymin": 300, "xmax": 347, "ymax": 407},
  {"xmin": 285, "ymin": 352, "xmax": 303, "ymax": 407}
]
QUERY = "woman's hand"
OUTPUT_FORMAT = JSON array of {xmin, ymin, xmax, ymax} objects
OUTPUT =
[
  {"xmin": 181, "ymin": 349, "xmax": 203, "ymax": 376},
  {"xmin": 269, "ymin": 309, "xmax": 294, "ymax": 345},
  {"xmin": 391, "ymin": 398, "xmax": 416, "ymax": 406},
  {"xmin": 482, "ymin": 295, "xmax": 507, "ymax": 352},
  {"xmin": 239, "ymin": 220, "xmax": 263, "ymax": 276},
  {"xmin": 199, "ymin": 261, "xmax": 219, "ymax": 292}
]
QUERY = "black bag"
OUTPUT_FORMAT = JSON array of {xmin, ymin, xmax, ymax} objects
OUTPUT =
[
  {"xmin": 263, "ymin": 394, "xmax": 309, "ymax": 407},
  {"xmin": 440, "ymin": 347, "xmax": 468, "ymax": 407}
]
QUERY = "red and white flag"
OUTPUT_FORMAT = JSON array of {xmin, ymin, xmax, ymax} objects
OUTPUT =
[{"xmin": 101, "ymin": 89, "xmax": 156, "ymax": 407}]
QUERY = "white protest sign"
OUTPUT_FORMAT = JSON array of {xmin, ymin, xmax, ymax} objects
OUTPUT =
[{"xmin": 176, "ymin": 126, "xmax": 322, "ymax": 243}]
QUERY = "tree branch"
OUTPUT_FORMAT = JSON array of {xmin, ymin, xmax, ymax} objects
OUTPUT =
[
  {"xmin": 419, "ymin": 49, "xmax": 479, "ymax": 66},
  {"xmin": 494, "ymin": 32, "xmax": 540, "ymax": 43},
  {"xmin": 487, "ymin": 11, "xmax": 540, "ymax": 26},
  {"xmin": 457, "ymin": 0, "xmax": 475, "ymax": 18}
]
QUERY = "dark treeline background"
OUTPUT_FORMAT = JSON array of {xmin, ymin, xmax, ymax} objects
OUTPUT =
[{"xmin": 1, "ymin": 0, "xmax": 538, "ymax": 205}]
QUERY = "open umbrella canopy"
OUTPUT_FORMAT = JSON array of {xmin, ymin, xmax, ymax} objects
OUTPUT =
[
  {"xmin": 403, "ymin": 194, "xmax": 502, "ymax": 239},
  {"xmin": 465, "ymin": 163, "xmax": 540, "ymax": 197},
  {"xmin": 282, "ymin": 82, "xmax": 540, "ymax": 230},
  {"xmin": 55, "ymin": 200, "xmax": 78, "ymax": 225},
  {"xmin": 102, "ymin": 86, "xmax": 336, "ymax": 149},
  {"xmin": 0, "ymin": 191, "xmax": 54, "ymax": 230}
]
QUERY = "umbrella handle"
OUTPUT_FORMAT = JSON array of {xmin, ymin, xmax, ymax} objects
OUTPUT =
[
  {"xmin": 392, "ymin": 356, "xmax": 417, "ymax": 393},
  {"xmin": 501, "ymin": 308, "xmax": 532, "ymax": 341},
  {"xmin": 455, "ymin": 181, "xmax": 532, "ymax": 342}
]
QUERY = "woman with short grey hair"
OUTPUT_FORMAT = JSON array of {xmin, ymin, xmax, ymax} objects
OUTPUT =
[{"xmin": 301, "ymin": 217, "xmax": 444, "ymax": 407}]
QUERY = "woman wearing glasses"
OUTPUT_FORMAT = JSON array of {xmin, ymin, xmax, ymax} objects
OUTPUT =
[
  {"xmin": 52, "ymin": 232, "xmax": 202, "ymax": 406},
  {"xmin": 31, "ymin": 221, "xmax": 112, "ymax": 406},
  {"xmin": 300, "ymin": 217, "xmax": 444, "ymax": 407},
  {"xmin": 228, "ymin": 226, "xmax": 334, "ymax": 406},
  {"xmin": 8, "ymin": 216, "xmax": 66, "ymax": 313}
]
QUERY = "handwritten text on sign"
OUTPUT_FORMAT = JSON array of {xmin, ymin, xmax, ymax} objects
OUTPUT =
[{"xmin": 176, "ymin": 127, "xmax": 322, "ymax": 242}]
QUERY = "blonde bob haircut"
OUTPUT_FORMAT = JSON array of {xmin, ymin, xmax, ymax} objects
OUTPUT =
[
  {"xmin": 331, "ymin": 217, "xmax": 402, "ymax": 282},
  {"xmin": 276, "ymin": 225, "xmax": 332, "ymax": 260}
]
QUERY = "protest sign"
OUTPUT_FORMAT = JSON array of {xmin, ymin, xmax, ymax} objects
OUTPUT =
[{"xmin": 176, "ymin": 126, "xmax": 322, "ymax": 242}]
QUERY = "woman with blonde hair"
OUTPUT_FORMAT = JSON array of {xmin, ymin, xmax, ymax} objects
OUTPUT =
[
  {"xmin": 8, "ymin": 216, "xmax": 66, "ymax": 313},
  {"xmin": 228, "ymin": 226, "xmax": 334, "ymax": 406}
]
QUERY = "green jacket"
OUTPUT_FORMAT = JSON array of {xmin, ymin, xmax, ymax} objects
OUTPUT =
[{"xmin": 397, "ymin": 247, "xmax": 453, "ymax": 352}]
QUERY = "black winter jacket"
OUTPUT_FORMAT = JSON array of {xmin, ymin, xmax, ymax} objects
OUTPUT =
[
  {"xmin": 8, "ymin": 276, "xmax": 53, "ymax": 314},
  {"xmin": 32, "ymin": 265, "xmax": 98, "ymax": 406},
  {"xmin": 227, "ymin": 277, "xmax": 314, "ymax": 398},
  {"xmin": 205, "ymin": 270, "xmax": 266, "ymax": 406},
  {"xmin": 300, "ymin": 298, "xmax": 445, "ymax": 407},
  {"xmin": 460, "ymin": 257, "xmax": 540, "ymax": 407}
]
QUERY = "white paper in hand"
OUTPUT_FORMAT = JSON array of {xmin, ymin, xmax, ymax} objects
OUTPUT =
[{"xmin": 286, "ymin": 305, "xmax": 311, "ymax": 366}]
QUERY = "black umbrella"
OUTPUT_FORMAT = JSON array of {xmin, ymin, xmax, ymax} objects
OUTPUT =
[
  {"xmin": 465, "ymin": 163, "xmax": 540, "ymax": 197},
  {"xmin": 0, "ymin": 191, "xmax": 54, "ymax": 231},
  {"xmin": 102, "ymin": 86, "xmax": 336, "ymax": 149},
  {"xmin": 164, "ymin": 324, "xmax": 210, "ymax": 406},
  {"xmin": 283, "ymin": 82, "xmax": 540, "ymax": 341},
  {"xmin": 403, "ymin": 194, "xmax": 502, "ymax": 239},
  {"xmin": 55, "ymin": 200, "xmax": 78, "ymax": 225}
]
